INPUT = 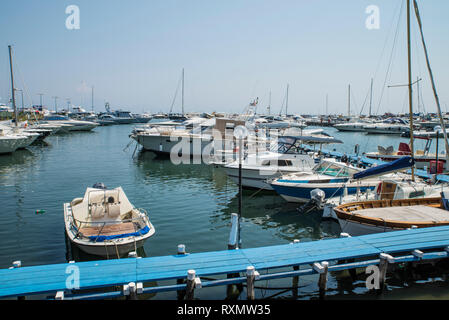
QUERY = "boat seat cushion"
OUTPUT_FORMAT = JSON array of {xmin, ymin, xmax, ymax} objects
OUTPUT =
[
  {"xmin": 107, "ymin": 203, "xmax": 121, "ymax": 218},
  {"xmin": 91, "ymin": 203, "xmax": 106, "ymax": 219}
]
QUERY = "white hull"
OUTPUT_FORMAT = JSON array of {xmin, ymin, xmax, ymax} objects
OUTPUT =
[
  {"xmin": 0, "ymin": 136, "xmax": 25, "ymax": 154},
  {"xmin": 364, "ymin": 126, "xmax": 409, "ymax": 134},
  {"xmin": 133, "ymin": 133, "xmax": 213, "ymax": 157},
  {"xmin": 224, "ymin": 167, "xmax": 281, "ymax": 190},
  {"xmin": 337, "ymin": 217, "xmax": 402, "ymax": 236},
  {"xmin": 334, "ymin": 123, "xmax": 368, "ymax": 132},
  {"xmin": 64, "ymin": 186, "xmax": 155, "ymax": 258}
]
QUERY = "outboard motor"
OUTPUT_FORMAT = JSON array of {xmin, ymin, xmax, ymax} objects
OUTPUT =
[
  {"xmin": 92, "ymin": 182, "xmax": 107, "ymax": 189},
  {"xmin": 297, "ymin": 189, "xmax": 326, "ymax": 214}
]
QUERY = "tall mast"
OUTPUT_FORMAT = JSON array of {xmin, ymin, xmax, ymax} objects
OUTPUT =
[
  {"xmin": 91, "ymin": 86, "xmax": 94, "ymax": 112},
  {"xmin": 52, "ymin": 96, "xmax": 58, "ymax": 113},
  {"xmin": 285, "ymin": 84, "xmax": 289, "ymax": 116},
  {"xmin": 416, "ymin": 76, "xmax": 420, "ymax": 113},
  {"xmin": 8, "ymin": 45, "xmax": 18, "ymax": 127},
  {"xmin": 326, "ymin": 94, "xmax": 329, "ymax": 115},
  {"xmin": 369, "ymin": 78, "xmax": 373, "ymax": 117},
  {"xmin": 181, "ymin": 68, "xmax": 184, "ymax": 116},
  {"xmin": 268, "ymin": 90, "xmax": 271, "ymax": 115},
  {"xmin": 412, "ymin": 0, "xmax": 449, "ymax": 171},
  {"xmin": 348, "ymin": 84, "xmax": 351, "ymax": 117},
  {"xmin": 407, "ymin": 0, "xmax": 415, "ymax": 181}
]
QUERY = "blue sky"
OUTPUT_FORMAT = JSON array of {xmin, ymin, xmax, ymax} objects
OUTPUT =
[{"xmin": 0, "ymin": 0, "xmax": 448, "ymax": 115}]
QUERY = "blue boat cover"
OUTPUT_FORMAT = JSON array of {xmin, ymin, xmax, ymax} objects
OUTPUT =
[
  {"xmin": 353, "ymin": 156, "xmax": 415, "ymax": 180},
  {"xmin": 89, "ymin": 225, "xmax": 151, "ymax": 242}
]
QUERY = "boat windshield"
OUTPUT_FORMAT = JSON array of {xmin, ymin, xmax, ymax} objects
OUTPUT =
[
  {"xmin": 314, "ymin": 162, "xmax": 359, "ymax": 177},
  {"xmin": 44, "ymin": 115, "xmax": 69, "ymax": 121}
]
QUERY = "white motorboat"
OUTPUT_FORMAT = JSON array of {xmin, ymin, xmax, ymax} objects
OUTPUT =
[
  {"xmin": 363, "ymin": 118, "xmax": 411, "ymax": 134},
  {"xmin": 131, "ymin": 118, "xmax": 215, "ymax": 157},
  {"xmin": 41, "ymin": 115, "xmax": 99, "ymax": 131},
  {"xmin": 64, "ymin": 184, "xmax": 155, "ymax": 257},
  {"xmin": 223, "ymin": 135, "xmax": 341, "ymax": 190},
  {"xmin": 334, "ymin": 120, "xmax": 372, "ymax": 132},
  {"xmin": 224, "ymin": 152, "xmax": 315, "ymax": 190},
  {"xmin": 0, "ymin": 129, "xmax": 31, "ymax": 154}
]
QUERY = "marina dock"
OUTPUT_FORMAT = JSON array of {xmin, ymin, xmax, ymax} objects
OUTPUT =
[{"xmin": 2, "ymin": 224, "xmax": 449, "ymax": 300}]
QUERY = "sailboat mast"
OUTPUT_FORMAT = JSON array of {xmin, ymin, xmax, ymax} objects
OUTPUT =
[
  {"xmin": 286, "ymin": 84, "xmax": 289, "ymax": 116},
  {"xmin": 369, "ymin": 78, "xmax": 373, "ymax": 117},
  {"xmin": 412, "ymin": 0, "xmax": 449, "ymax": 171},
  {"xmin": 268, "ymin": 90, "xmax": 271, "ymax": 115},
  {"xmin": 326, "ymin": 94, "xmax": 328, "ymax": 115},
  {"xmin": 181, "ymin": 68, "xmax": 184, "ymax": 116},
  {"xmin": 407, "ymin": 0, "xmax": 415, "ymax": 181},
  {"xmin": 91, "ymin": 86, "xmax": 94, "ymax": 112},
  {"xmin": 8, "ymin": 46, "xmax": 18, "ymax": 127},
  {"xmin": 348, "ymin": 84, "xmax": 351, "ymax": 117}
]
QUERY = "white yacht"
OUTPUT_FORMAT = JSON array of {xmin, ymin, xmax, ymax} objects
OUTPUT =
[
  {"xmin": 363, "ymin": 118, "xmax": 410, "ymax": 134},
  {"xmin": 334, "ymin": 119, "xmax": 373, "ymax": 132},
  {"xmin": 0, "ymin": 125, "xmax": 37, "ymax": 154},
  {"xmin": 41, "ymin": 115, "xmax": 99, "ymax": 132}
]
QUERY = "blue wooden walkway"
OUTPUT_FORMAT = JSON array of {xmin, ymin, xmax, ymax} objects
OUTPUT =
[{"xmin": 1, "ymin": 225, "xmax": 449, "ymax": 299}]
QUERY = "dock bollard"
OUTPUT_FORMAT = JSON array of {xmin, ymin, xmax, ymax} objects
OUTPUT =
[
  {"xmin": 128, "ymin": 282, "xmax": 137, "ymax": 300},
  {"xmin": 318, "ymin": 262, "xmax": 329, "ymax": 300},
  {"xmin": 378, "ymin": 253, "xmax": 394, "ymax": 293},
  {"xmin": 12, "ymin": 261, "xmax": 25, "ymax": 300},
  {"xmin": 176, "ymin": 244, "xmax": 187, "ymax": 300},
  {"xmin": 339, "ymin": 233, "xmax": 357, "ymax": 280},
  {"xmin": 185, "ymin": 270, "xmax": 196, "ymax": 300},
  {"xmin": 291, "ymin": 240, "xmax": 300, "ymax": 298},
  {"xmin": 246, "ymin": 266, "xmax": 259, "ymax": 300}
]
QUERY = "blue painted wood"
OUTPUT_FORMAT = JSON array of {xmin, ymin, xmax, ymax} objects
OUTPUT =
[{"xmin": 2, "ymin": 226, "xmax": 449, "ymax": 299}]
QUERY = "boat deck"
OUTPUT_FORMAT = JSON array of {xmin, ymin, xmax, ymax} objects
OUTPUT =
[
  {"xmin": 353, "ymin": 205, "xmax": 449, "ymax": 223},
  {"xmin": 79, "ymin": 222, "xmax": 137, "ymax": 237}
]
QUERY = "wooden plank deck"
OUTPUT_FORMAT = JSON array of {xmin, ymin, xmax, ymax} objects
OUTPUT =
[{"xmin": 2, "ymin": 225, "xmax": 449, "ymax": 299}]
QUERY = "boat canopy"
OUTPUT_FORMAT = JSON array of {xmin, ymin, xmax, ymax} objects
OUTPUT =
[
  {"xmin": 280, "ymin": 135, "xmax": 343, "ymax": 145},
  {"xmin": 353, "ymin": 156, "xmax": 415, "ymax": 180}
]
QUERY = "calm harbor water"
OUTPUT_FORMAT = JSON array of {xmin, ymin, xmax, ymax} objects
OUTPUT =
[{"xmin": 1, "ymin": 124, "xmax": 448, "ymax": 300}]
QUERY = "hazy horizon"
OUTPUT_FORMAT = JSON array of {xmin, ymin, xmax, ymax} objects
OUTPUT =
[{"xmin": 1, "ymin": 1, "xmax": 448, "ymax": 115}]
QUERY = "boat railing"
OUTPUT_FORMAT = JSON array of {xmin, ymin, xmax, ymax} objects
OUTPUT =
[{"xmin": 70, "ymin": 209, "xmax": 149, "ymax": 242}]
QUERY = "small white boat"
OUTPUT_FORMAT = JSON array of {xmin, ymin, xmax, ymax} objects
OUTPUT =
[{"xmin": 64, "ymin": 184, "xmax": 155, "ymax": 257}]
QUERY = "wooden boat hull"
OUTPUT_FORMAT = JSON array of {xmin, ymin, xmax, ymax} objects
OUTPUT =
[{"xmin": 334, "ymin": 197, "xmax": 449, "ymax": 236}]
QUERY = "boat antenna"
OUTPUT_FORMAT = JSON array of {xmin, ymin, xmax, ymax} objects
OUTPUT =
[{"xmin": 412, "ymin": 0, "xmax": 449, "ymax": 172}]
